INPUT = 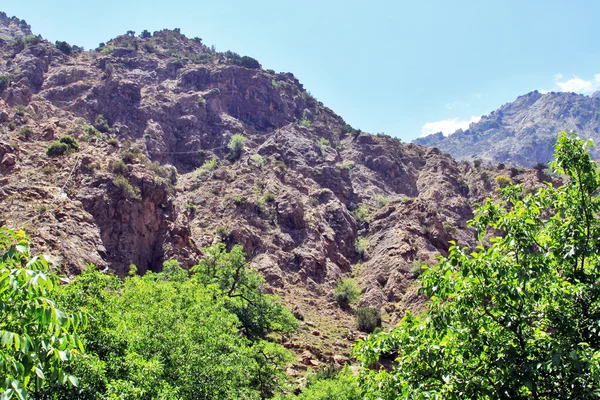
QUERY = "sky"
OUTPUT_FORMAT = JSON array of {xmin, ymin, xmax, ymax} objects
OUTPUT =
[{"xmin": 5, "ymin": 0, "xmax": 600, "ymax": 141}]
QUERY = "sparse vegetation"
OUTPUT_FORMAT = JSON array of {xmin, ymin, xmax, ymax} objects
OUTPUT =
[
  {"xmin": 355, "ymin": 238, "xmax": 369, "ymax": 258},
  {"xmin": 112, "ymin": 175, "xmax": 141, "ymax": 200},
  {"xmin": 0, "ymin": 74, "xmax": 10, "ymax": 92},
  {"xmin": 263, "ymin": 192, "xmax": 276, "ymax": 203},
  {"xmin": 336, "ymin": 161, "xmax": 354, "ymax": 172},
  {"xmin": 111, "ymin": 159, "xmax": 128, "ymax": 174},
  {"xmin": 353, "ymin": 205, "xmax": 370, "ymax": 224},
  {"xmin": 232, "ymin": 195, "xmax": 247, "ymax": 206},
  {"xmin": 375, "ymin": 195, "xmax": 389, "ymax": 208},
  {"xmin": 316, "ymin": 138, "xmax": 330, "ymax": 153},
  {"xmin": 93, "ymin": 114, "xmax": 110, "ymax": 133},
  {"xmin": 251, "ymin": 154, "xmax": 265, "ymax": 167},
  {"xmin": 18, "ymin": 126, "xmax": 33, "ymax": 140},
  {"xmin": 120, "ymin": 151, "xmax": 137, "ymax": 164}
]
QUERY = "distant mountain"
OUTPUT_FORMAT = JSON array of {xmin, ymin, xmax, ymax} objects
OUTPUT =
[{"xmin": 414, "ymin": 90, "xmax": 600, "ymax": 167}]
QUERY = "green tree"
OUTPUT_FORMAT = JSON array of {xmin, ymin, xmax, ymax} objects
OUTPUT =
[
  {"xmin": 44, "ymin": 245, "xmax": 295, "ymax": 399},
  {"xmin": 354, "ymin": 132, "xmax": 600, "ymax": 399},
  {"xmin": 0, "ymin": 229, "xmax": 86, "ymax": 399}
]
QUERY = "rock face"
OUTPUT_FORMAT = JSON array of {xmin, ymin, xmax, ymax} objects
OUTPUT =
[
  {"xmin": 0, "ymin": 12, "xmax": 552, "ymax": 349},
  {"xmin": 414, "ymin": 90, "xmax": 600, "ymax": 167}
]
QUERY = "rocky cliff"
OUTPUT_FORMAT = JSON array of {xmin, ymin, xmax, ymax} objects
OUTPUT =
[
  {"xmin": 415, "ymin": 90, "xmax": 600, "ymax": 167},
  {"xmin": 0, "ymin": 12, "xmax": 551, "ymax": 365}
]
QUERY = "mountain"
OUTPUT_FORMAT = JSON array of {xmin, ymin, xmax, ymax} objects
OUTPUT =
[
  {"xmin": 414, "ymin": 90, "xmax": 600, "ymax": 167},
  {"xmin": 0, "ymin": 12, "xmax": 552, "ymax": 368}
]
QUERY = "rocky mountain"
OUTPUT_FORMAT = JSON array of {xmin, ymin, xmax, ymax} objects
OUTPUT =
[
  {"xmin": 414, "ymin": 90, "xmax": 600, "ymax": 167},
  {"xmin": 0, "ymin": 12, "xmax": 551, "ymax": 365}
]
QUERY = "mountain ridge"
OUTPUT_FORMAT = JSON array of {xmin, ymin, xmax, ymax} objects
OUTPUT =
[{"xmin": 414, "ymin": 89, "xmax": 600, "ymax": 166}]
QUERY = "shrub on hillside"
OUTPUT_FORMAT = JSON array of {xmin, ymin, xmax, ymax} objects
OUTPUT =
[
  {"xmin": 334, "ymin": 278, "xmax": 361, "ymax": 309},
  {"xmin": 239, "ymin": 55, "xmax": 260, "ymax": 69},
  {"xmin": 94, "ymin": 114, "xmax": 110, "ymax": 133},
  {"xmin": 112, "ymin": 175, "xmax": 141, "ymax": 200},
  {"xmin": 46, "ymin": 141, "xmax": 69, "ymax": 157},
  {"xmin": 0, "ymin": 75, "xmax": 10, "ymax": 92},
  {"xmin": 356, "ymin": 307, "xmax": 382, "ymax": 333},
  {"xmin": 59, "ymin": 135, "xmax": 79, "ymax": 150},
  {"xmin": 495, "ymin": 174, "xmax": 511, "ymax": 188},
  {"xmin": 55, "ymin": 40, "xmax": 72, "ymax": 55},
  {"xmin": 228, "ymin": 134, "xmax": 246, "ymax": 159}
]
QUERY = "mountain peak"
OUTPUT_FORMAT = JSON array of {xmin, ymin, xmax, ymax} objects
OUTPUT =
[
  {"xmin": 413, "ymin": 90, "xmax": 600, "ymax": 166},
  {"xmin": 0, "ymin": 12, "xmax": 32, "ymax": 41}
]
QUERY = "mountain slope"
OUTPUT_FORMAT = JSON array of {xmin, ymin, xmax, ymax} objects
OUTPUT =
[
  {"xmin": 0, "ymin": 12, "xmax": 553, "ymax": 368},
  {"xmin": 415, "ymin": 90, "xmax": 600, "ymax": 167}
]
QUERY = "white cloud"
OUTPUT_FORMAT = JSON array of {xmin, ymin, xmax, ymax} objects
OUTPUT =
[
  {"xmin": 420, "ymin": 116, "xmax": 481, "ymax": 137},
  {"xmin": 445, "ymin": 100, "xmax": 470, "ymax": 110},
  {"xmin": 554, "ymin": 74, "xmax": 600, "ymax": 93}
]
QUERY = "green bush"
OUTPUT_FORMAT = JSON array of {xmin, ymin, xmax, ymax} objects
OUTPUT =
[
  {"xmin": 375, "ymin": 195, "xmax": 389, "ymax": 208},
  {"xmin": 355, "ymin": 307, "xmax": 381, "ymax": 333},
  {"xmin": 120, "ymin": 151, "xmax": 137, "ymax": 164},
  {"xmin": 0, "ymin": 75, "xmax": 10, "ymax": 92},
  {"xmin": 94, "ymin": 114, "xmax": 110, "ymax": 133},
  {"xmin": 232, "ymin": 195, "xmax": 246, "ymax": 206},
  {"xmin": 336, "ymin": 161, "xmax": 354, "ymax": 171},
  {"xmin": 263, "ymin": 192, "xmax": 276, "ymax": 203},
  {"xmin": 353, "ymin": 205, "xmax": 370, "ymax": 224},
  {"xmin": 59, "ymin": 135, "xmax": 79, "ymax": 150},
  {"xmin": 281, "ymin": 366, "xmax": 362, "ymax": 400},
  {"xmin": 495, "ymin": 174, "xmax": 512, "ymax": 188},
  {"xmin": 111, "ymin": 159, "xmax": 128, "ymax": 175},
  {"xmin": 228, "ymin": 134, "xmax": 246, "ymax": 158},
  {"xmin": 139, "ymin": 29, "xmax": 151, "ymax": 38},
  {"xmin": 46, "ymin": 141, "xmax": 69, "ymax": 157},
  {"xmin": 334, "ymin": 278, "xmax": 361, "ymax": 309},
  {"xmin": 251, "ymin": 154, "xmax": 265, "ymax": 167},
  {"xmin": 316, "ymin": 138, "xmax": 330, "ymax": 153},
  {"xmin": 112, "ymin": 175, "xmax": 141, "ymax": 200},
  {"xmin": 55, "ymin": 41, "xmax": 72, "ymax": 55},
  {"xmin": 23, "ymin": 34, "xmax": 41, "ymax": 46},
  {"xmin": 239, "ymin": 56, "xmax": 260, "ymax": 69},
  {"xmin": 355, "ymin": 238, "xmax": 369, "ymax": 258}
]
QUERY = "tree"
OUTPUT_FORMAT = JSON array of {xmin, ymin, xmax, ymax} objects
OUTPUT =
[
  {"xmin": 43, "ymin": 245, "xmax": 296, "ymax": 399},
  {"xmin": 354, "ymin": 132, "xmax": 600, "ymax": 399},
  {"xmin": 139, "ymin": 30, "xmax": 151, "ymax": 38},
  {"xmin": 0, "ymin": 229, "xmax": 86, "ymax": 399}
]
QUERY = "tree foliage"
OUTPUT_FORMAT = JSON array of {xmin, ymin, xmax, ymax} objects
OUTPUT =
[
  {"xmin": 0, "ymin": 229, "xmax": 86, "ymax": 399},
  {"xmin": 39, "ymin": 244, "xmax": 295, "ymax": 399},
  {"xmin": 354, "ymin": 132, "xmax": 600, "ymax": 399}
]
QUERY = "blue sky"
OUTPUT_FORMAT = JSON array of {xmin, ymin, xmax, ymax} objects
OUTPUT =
[{"xmin": 5, "ymin": 1, "xmax": 600, "ymax": 141}]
